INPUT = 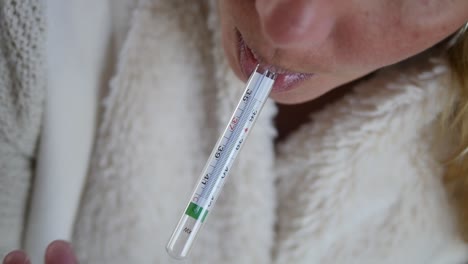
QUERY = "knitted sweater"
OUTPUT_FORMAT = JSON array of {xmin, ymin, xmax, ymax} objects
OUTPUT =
[
  {"xmin": 1, "ymin": 0, "xmax": 467, "ymax": 263},
  {"xmin": 0, "ymin": 0, "xmax": 45, "ymax": 254}
]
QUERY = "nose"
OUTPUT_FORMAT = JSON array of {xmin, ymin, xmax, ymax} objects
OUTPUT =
[{"xmin": 255, "ymin": 0, "xmax": 334, "ymax": 48}]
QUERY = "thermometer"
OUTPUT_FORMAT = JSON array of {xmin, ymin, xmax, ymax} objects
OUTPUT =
[{"xmin": 166, "ymin": 65, "xmax": 276, "ymax": 259}]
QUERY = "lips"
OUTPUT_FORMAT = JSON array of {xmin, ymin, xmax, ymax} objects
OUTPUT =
[{"xmin": 237, "ymin": 31, "xmax": 313, "ymax": 93}]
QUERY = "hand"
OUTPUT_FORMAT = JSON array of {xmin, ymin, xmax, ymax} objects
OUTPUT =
[{"xmin": 3, "ymin": 240, "xmax": 78, "ymax": 264}]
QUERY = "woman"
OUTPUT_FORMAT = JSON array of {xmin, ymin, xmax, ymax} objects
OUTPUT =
[{"xmin": 2, "ymin": 0, "xmax": 468, "ymax": 263}]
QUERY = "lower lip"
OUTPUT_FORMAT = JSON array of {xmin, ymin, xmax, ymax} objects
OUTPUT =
[{"xmin": 237, "ymin": 34, "xmax": 313, "ymax": 93}]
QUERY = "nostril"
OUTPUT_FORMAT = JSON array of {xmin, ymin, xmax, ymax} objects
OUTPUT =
[{"xmin": 256, "ymin": 0, "xmax": 334, "ymax": 48}]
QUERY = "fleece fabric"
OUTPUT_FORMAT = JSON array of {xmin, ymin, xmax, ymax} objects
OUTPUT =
[{"xmin": 72, "ymin": 0, "xmax": 468, "ymax": 263}]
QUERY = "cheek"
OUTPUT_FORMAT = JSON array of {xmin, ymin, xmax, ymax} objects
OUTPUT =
[
  {"xmin": 220, "ymin": 23, "xmax": 241, "ymax": 80},
  {"xmin": 328, "ymin": 13, "xmax": 397, "ymax": 72},
  {"xmin": 332, "ymin": 10, "xmax": 454, "ymax": 73},
  {"xmin": 219, "ymin": 13, "xmax": 245, "ymax": 82},
  {"xmin": 219, "ymin": 0, "xmax": 260, "ymax": 81}
]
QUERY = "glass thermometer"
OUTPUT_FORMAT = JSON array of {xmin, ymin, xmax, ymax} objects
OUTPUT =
[{"xmin": 166, "ymin": 65, "xmax": 276, "ymax": 260}]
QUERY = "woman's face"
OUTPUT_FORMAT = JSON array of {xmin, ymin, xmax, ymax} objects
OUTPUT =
[{"xmin": 220, "ymin": 0, "xmax": 468, "ymax": 104}]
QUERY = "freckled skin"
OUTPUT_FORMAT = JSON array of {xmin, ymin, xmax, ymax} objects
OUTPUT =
[{"xmin": 220, "ymin": 0, "xmax": 468, "ymax": 104}]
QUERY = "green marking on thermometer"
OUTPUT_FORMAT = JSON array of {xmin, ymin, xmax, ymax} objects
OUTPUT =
[{"xmin": 185, "ymin": 202, "xmax": 208, "ymax": 222}]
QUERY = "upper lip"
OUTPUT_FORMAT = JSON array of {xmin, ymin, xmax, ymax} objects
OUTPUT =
[
  {"xmin": 238, "ymin": 30, "xmax": 312, "ymax": 76},
  {"xmin": 248, "ymin": 47, "xmax": 304, "ymax": 75}
]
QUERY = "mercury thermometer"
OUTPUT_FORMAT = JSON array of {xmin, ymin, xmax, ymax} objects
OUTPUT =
[{"xmin": 166, "ymin": 65, "xmax": 276, "ymax": 259}]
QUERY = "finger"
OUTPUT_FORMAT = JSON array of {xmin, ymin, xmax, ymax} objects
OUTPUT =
[
  {"xmin": 3, "ymin": 250, "xmax": 30, "ymax": 264},
  {"xmin": 45, "ymin": 240, "xmax": 78, "ymax": 264}
]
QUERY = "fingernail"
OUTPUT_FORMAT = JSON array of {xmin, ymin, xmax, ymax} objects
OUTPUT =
[
  {"xmin": 45, "ymin": 240, "xmax": 78, "ymax": 264},
  {"xmin": 3, "ymin": 250, "xmax": 29, "ymax": 264}
]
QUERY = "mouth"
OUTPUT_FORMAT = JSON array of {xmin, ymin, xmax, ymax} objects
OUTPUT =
[{"xmin": 237, "ymin": 30, "xmax": 314, "ymax": 93}]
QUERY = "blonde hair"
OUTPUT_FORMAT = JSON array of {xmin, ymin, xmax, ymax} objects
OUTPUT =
[{"xmin": 443, "ymin": 28, "xmax": 468, "ymax": 240}]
